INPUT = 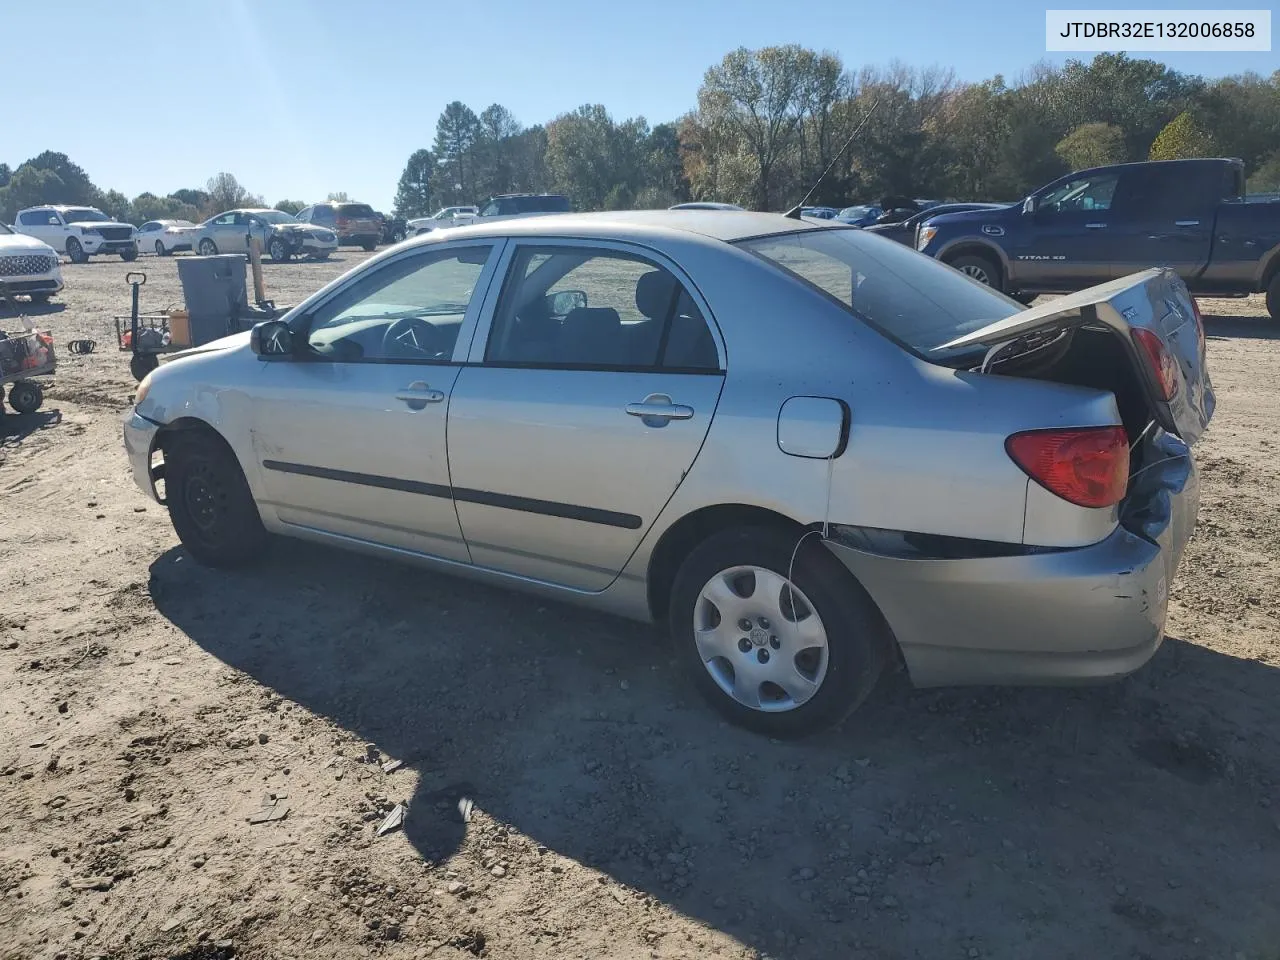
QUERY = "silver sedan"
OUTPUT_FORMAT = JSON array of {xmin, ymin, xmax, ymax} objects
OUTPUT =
[{"xmin": 122, "ymin": 211, "xmax": 1214, "ymax": 737}]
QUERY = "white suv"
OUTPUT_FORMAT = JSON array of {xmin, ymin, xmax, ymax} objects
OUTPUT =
[
  {"xmin": 14, "ymin": 205, "xmax": 138, "ymax": 263},
  {"xmin": 0, "ymin": 222, "xmax": 64, "ymax": 303}
]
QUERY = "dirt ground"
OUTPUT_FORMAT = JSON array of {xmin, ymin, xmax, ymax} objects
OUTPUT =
[{"xmin": 2, "ymin": 250, "xmax": 1278, "ymax": 960}]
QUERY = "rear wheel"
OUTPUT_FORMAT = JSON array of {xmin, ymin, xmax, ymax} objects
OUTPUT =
[
  {"xmin": 668, "ymin": 526, "xmax": 889, "ymax": 737},
  {"xmin": 66, "ymin": 238, "xmax": 89, "ymax": 264},
  {"xmin": 198, "ymin": 238, "xmax": 218, "ymax": 256},
  {"xmin": 164, "ymin": 432, "xmax": 267, "ymax": 568},
  {"xmin": 1267, "ymin": 273, "xmax": 1280, "ymax": 322},
  {"xmin": 948, "ymin": 253, "xmax": 1001, "ymax": 290},
  {"xmin": 361, "ymin": 239, "xmax": 377, "ymax": 252},
  {"xmin": 7, "ymin": 380, "xmax": 43, "ymax": 414}
]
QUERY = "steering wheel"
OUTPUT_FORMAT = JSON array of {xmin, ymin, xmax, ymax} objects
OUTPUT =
[{"xmin": 381, "ymin": 316, "xmax": 447, "ymax": 360}]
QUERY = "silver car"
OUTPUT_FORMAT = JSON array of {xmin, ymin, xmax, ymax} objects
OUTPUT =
[
  {"xmin": 191, "ymin": 209, "xmax": 338, "ymax": 261},
  {"xmin": 122, "ymin": 211, "xmax": 1214, "ymax": 737}
]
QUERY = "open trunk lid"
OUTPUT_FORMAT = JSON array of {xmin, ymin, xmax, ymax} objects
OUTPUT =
[{"xmin": 937, "ymin": 268, "xmax": 1215, "ymax": 444}]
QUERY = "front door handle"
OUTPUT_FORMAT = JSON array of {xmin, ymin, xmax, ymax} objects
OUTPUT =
[
  {"xmin": 395, "ymin": 380, "xmax": 445, "ymax": 410},
  {"xmin": 1085, "ymin": 222, "xmax": 1107, "ymax": 229},
  {"xmin": 625, "ymin": 393, "xmax": 694, "ymax": 426},
  {"xmin": 1174, "ymin": 220, "xmax": 1200, "ymax": 227}
]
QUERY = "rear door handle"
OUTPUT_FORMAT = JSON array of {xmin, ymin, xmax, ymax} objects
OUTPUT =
[
  {"xmin": 625, "ymin": 393, "xmax": 694, "ymax": 425},
  {"xmin": 395, "ymin": 380, "xmax": 445, "ymax": 410},
  {"xmin": 1174, "ymin": 220, "xmax": 1200, "ymax": 227},
  {"xmin": 1085, "ymin": 222, "xmax": 1107, "ymax": 229}
]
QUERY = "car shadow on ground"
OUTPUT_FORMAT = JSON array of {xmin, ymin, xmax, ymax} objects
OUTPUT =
[
  {"xmin": 0, "ymin": 300, "xmax": 67, "ymax": 318},
  {"xmin": 1202, "ymin": 314, "xmax": 1278, "ymax": 341},
  {"xmin": 148, "ymin": 539, "xmax": 1280, "ymax": 957}
]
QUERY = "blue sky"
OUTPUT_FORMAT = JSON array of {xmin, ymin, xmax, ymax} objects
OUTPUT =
[{"xmin": 6, "ymin": 0, "xmax": 1275, "ymax": 211}]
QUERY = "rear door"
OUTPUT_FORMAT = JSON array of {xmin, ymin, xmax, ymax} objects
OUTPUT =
[
  {"xmin": 938, "ymin": 268, "xmax": 1214, "ymax": 444},
  {"xmin": 1009, "ymin": 169, "xmax": 1124, "ymax": 289},
  {"xmin": 1107, "ymin": 164, "xmax": 1217, "ymax": 281},
  {"xmin": 446, "ymin": 240, "xmax": 726, "ymax": 590},
  {"xmin": 19, "ymin": 210, "xmax": 61, "ymax": 248}
]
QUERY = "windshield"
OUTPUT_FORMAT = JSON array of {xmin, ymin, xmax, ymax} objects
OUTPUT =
[
  {"xmin": 736, "ymin": 228, "xmax": 1023, "ymax": 360},
  {"xmin": 62, "ymin": 208, "xmax": 110, "ymax": 222},
  {"xmin": 255, "ymin": 210, "xmax": 297, "ymax": 225}
]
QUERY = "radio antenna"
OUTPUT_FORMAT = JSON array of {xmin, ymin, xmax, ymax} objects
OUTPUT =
[{"xmin": 784, "ymin": 99, "xmax": 879, "ymax": 219}]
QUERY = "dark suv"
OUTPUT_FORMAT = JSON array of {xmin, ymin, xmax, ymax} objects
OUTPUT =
[
  {"xmin": 476, "ymin": 194, "xmax": 572, "ymax": 220},
  {"xmin": 296, "ymin": 202, "xmax": 381, "ymax": 250}
]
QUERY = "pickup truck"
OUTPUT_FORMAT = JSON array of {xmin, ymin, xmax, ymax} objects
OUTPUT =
[{"xmin": 915, "ymin": 158, "xmax": 1280, "ymax": 320}]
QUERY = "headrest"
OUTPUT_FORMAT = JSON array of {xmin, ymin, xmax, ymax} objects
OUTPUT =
[{"xmin": 635, "ymin": 270, "xmax": 679, "ymax": 320}]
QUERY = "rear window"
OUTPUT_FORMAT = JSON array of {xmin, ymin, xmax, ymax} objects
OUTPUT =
[
  {"xmin": 338, "ymin": 203, "xmax": 375, "ymax": 218},
  {"xmin": 515, "ymin": 195, "xmax": 570, "ymax": 213},
  {"xmin": 737, "ymin": 228, "xmax": 1023, "ymax": 360}
]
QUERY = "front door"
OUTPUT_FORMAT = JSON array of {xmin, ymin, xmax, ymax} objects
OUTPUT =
[
  {"xmin": 447, "ymin": 241, "xmax": 726, "ymax": 590},
  {"xmin": 247, "ymin": 239, "xmax": 503, "ymax": 560},
  {"xmin": 1008, "ymin": 168, "xmax": 1123, "ymax": 291}
]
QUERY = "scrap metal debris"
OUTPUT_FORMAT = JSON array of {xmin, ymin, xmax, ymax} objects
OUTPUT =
[
  {"xmin": 381, "ymin": 759, "xmax": 404, "ymax": 774},
  {"xmin": 376, "ymin": 803, "xmax": 407, "ymax": 837},
  {"xmin": 247, "ymin": 793, "xmax": 290, "ymax": 825},
  {"xmin": 457, "ymin": 796, "xmax": 474, "ymax": 824}
]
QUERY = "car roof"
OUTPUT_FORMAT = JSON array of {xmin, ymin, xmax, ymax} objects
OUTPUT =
[{"xmin": 414, "ymin": 209, "xmax": 832, "ymax": 244}]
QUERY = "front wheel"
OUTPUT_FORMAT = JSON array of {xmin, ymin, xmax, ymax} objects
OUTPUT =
[
  {"xmin": 198, "ymin": 238, "xmax": 218, "ymax": 256},
  {"xmin": 948, "ymin": 254, "xmax": 1001, "ymax": 290},
  {"xmin": 392, "ymin": 229, "xmax": 406, "ymax": 243},
  {"xmin": 66, "ymin": 237, "xmax": 89, "ymax": 264},
  {"xmin": 1266, "ymin": 273, "xmax": 1280, "ymax": 322},
  {"xmin": 164, "ymin": 432, "xmax": 268, "ymax": 568},
  {"xmin": 7, "ymin": 379, "xmax": 43, "ymax": 414},
  {"xmin": 121, "ymin": 246, "xmax": 138, "ymax": 262},
  {"xmin": 668, "ymin": 526, "xmax": 889, "ymax": 737},
  {"xmin": 268, "ymin": 237, "xmax": 291, "ymax": 262},
  {"xmin": 29, "ymin": 293, "xmax": 51, "ymax": 305},
  {"xmin": 130, "ymin": 352, "xmax": 159, "ymax": 382},
  {"xmin": 155, "ymin": 240, "xmax": 168, "ymax": 256}
]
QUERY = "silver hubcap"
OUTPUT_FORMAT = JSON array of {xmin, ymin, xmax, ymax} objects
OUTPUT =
[
  {"xmin": 960, "ymin": 264, "xmax": 991, "ymax": 285},
  {"xmin": 693, "ymin": 565, "xmax": 829, "ymax": 713}
]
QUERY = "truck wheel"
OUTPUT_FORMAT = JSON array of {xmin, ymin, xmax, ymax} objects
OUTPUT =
[
  {"xmin": 66, "ymin": 237, "xmax": 89, "ymax": 264},
  {"xmin": 155, "ymin": 240, "xmax": 169, "ymax": 256},
  {"xmin": 130, "ymin": 352, "xmax": 159, "ymax": 382},
  {"xmin": 8, "ymin": 380, "xmax": 43, "ymax": 414},
  {"xmin": 121, "ymin": 246, "xmax": 138, "ymax": 262},
  {"xmin": 361, "ymin": 239, "xmax": 377, "ymax": 252},
  {"xmin": 164, "ymin": 431, "xmax": 268, "ymax": 568},
  {"xmin": 1267, "ymin": 273, "xmax": 1280, "ymax": 322},
  {"xmin": 198, "ymin": 238, "xmax": 218, "ymax": 256},
  {"xmin": 949, "ymin": 254, "xmax": 1001, "ymax": 290},
  {"xmin": 392, "ymin": 228, "xmax": 406, "ymax": 243},
  {"xmin": 268, "ymin": 237, "xmax": 292, "ymax": 262}
]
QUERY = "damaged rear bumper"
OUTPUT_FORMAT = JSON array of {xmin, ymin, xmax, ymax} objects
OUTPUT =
[{"xmin": 826, "ymin": 432, "xmax": 1197, "ymax": 688}]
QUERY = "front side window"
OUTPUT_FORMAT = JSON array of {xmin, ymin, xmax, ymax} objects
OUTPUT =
[
  {"xmin": 485, "ymin": 246, "xmax": 719, "ymax": 370},
  {"xmin": 303, "ymin": 245, "xmax": 493, "ymax": 363},
  {"xmin": 1038, "ymin": 173, "xmax": 1120, "ymax": 214},
  {"xmin": 213, "ymin": 213, "xmax": 236, "ymax": 226},
  {"xmin": 739, "ymin": 228, "xmax": 1021, "ymax": 362}
]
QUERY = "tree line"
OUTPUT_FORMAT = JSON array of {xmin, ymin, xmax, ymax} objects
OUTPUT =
[{"xmin": 5, "ymin": 52, "xmax": 1279, "ymax": 226}]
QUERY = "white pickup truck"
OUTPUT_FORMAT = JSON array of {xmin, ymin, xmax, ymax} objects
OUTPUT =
[{"xmin": 14, "ymin": 205, "xmax": 138, "ymax": 263}]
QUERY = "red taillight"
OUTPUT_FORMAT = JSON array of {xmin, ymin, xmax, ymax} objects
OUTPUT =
[
  {"xmin": 1132, "ymin": 328, "xmax": 1179, "ymax": 401},
  {"xmin": 1006, "ymin": 426, "xmax": 1130, "ymax": 509}
]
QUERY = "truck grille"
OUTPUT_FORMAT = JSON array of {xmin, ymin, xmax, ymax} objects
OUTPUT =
[
  {"xmin": 96, "ymin": 226, "xmax": 133, "ymax": 241},
  {"xmin": 0, "ymin": 254, "xmax": 58, "ymax": 277}
]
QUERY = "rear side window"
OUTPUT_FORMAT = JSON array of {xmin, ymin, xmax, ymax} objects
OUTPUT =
[
  {"xmin": 20, "ymin": 210, "xmax": 55, "ymax": 225},
  {"xmin": 313, "ymin": 207, "xmax": 335, "ymax": 223},
  {"xmin": 515, "ymin": 195, "xmax": 569, "ymax": 213},
  {"xmin": 485, "ymin": 246, "xmax": 719, "ymax": 371},
  {"xmin": 738, "ymin": 228, "xmax": 1021, "ymax": 361}
]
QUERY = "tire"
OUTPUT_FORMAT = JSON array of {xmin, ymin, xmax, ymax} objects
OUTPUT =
[
  {"xmin": 268, "ymin": 237, "xmax": 292, "ymax": 262},
  {"xmin": 130, "ymin": 352, "xmax": 159, "ymax": 382},
  {"xmin": 361, "ymin": 239, "xmax": 377, "ymax": 252},
  {"xmin": 198, "ymin": 238, "xmax": 218, "ymax": 256},
  {"xmin": 29, "ymin": 293, "xmax": 51, "ymax": 305},
  {"xmin": 948, "ymin": 254, "xmax": 1001, "ymax": 290},
  {"xmin": 668, "ymin": 525, "xmax": 889, "ymax": 737},
  {"xmin": 1011, "ymin": 291, "xmax": 1037, "ymax": 306},
  {"xmin": 392, "ymin": 229, "xmax": 406, "ymax": 243},
  {"xmin": 66, "ymin": 237, "xmax": 89, "ymax": 264},
  {"xmin": 1267, "ymin": 273, "xmax": 1280, "ymax": 322},
  {"xmin": 164, "ymin": 431, "xmax": 268, "ymax": 568},
  {"xmin": 7, "ymin": 380, "xmax": 43, "ymax": 414},
  {"xmin": 155, "ymin": 240, "xmax": 168, "ymax": 256},
  {"xmin": 121, "ymin": 246, "xmax": 138, "ymax": 262}
]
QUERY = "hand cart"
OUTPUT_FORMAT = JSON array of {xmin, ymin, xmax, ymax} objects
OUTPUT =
[
  {"xmin": 0, "ymin": 325, "xmax": 56, "ymax": 415},
  {"xmin": 113, "ymin": 272, "xmax": 179, "ymax": 381}
]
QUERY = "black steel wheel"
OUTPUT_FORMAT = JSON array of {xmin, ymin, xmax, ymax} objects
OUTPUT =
[
  {"xmin": 164, "ymin": 432, "xmax": 268, "ymax": 568},
  {"xmin": 7, "ymin": 380, "xmax": 43, "ymax": 414}
]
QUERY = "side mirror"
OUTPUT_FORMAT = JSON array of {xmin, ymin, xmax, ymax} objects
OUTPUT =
[
  {"xmin": 250, "ymin": 319, "xmax": 294, "ymax": 357},
  {"xmin": 548, "ymin": 289, "xmax": 588, "ymax": 315},
  {"xmin": 1022, "ymin": 196, "xmax": 1038, "ymax": 215}
]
